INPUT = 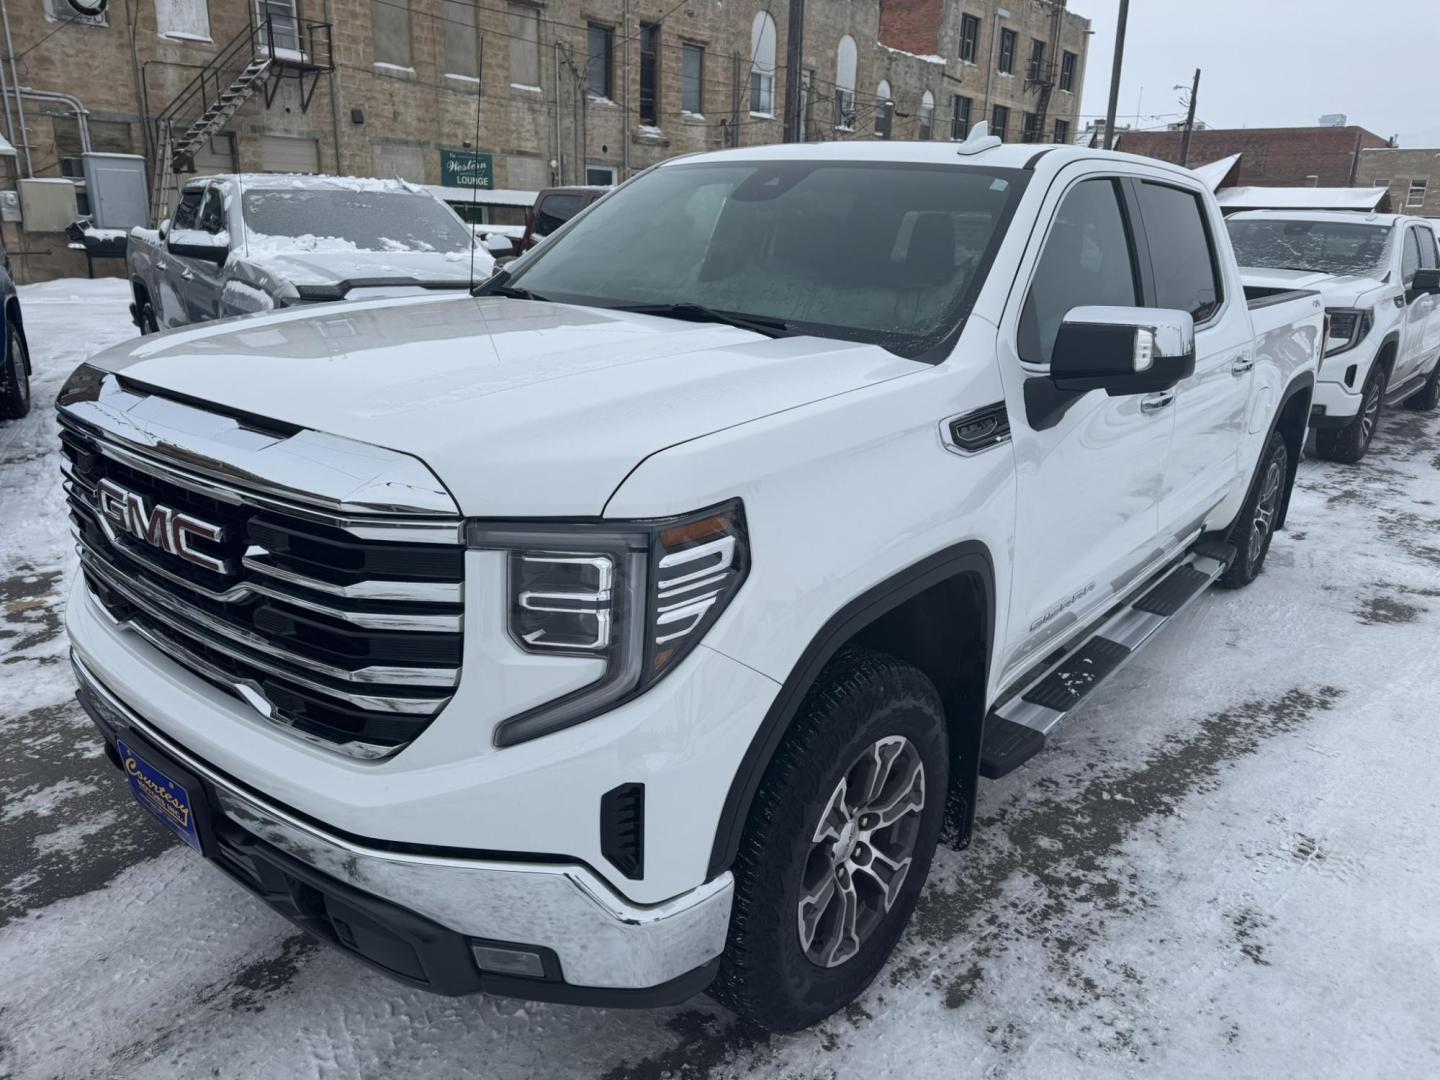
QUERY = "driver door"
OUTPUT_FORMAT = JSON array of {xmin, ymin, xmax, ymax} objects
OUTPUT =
[
  {"xmin": 995, "ymin": 172, "xmax": 1173, "ymax": 688},
  {"xmin": 172, "ymin": 184, "xmax": 229, "ymax": 325}
]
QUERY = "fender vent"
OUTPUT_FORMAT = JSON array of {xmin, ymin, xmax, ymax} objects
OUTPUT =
[{"xmin": 601, "ymin": 783, "xmax": 645, "ymax": 880}]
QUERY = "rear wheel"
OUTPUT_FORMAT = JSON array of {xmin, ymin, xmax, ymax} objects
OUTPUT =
[
  {"xmin": 1314, "ymin": 361, "xmax": 1385, "ymax": 463},
  {"xmin": 1404, "ymin": 357, "xmax": 1440, "ymax": 412},
  {"xmin": 0, "ymin": 319, "xmax": 30, "ymax": 420},
  {"xmin": 709, "ymin": 647, "xmax": 948, "ymax": 1032},
  {"xmin": 136, "ymin": 292, "xmax": 159, "ymax": 335},
  {"xmin": 1218, "ymin": 430, "xmax": 1288, "ymax": 589}
]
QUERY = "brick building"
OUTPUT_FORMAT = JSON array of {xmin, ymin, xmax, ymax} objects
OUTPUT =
[
  {"xmin": 1114, "ymin": 125, "xmax": 1391, "ymax": 188},
  {"xmin": 0, "ymin": 0, "xmax": 1089, "ymax": 280},
  {"xmin": 1355, "ymin": 147, "xmax": 1440, "ymax": 217}
]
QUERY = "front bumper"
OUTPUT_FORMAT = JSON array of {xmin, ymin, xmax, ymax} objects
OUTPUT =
[{"xmin": 73, "ymin": 652, "xmax": 733, "ymax": 1005}]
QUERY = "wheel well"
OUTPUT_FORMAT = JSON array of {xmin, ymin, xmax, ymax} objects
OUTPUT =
[
  {"xmin": 131, "ymin": 277, "xmax": 149, "ymax": 304},
  {"xmin": 1274, "ymin": 381, "xmax": 1312, "ymax": 530},
  {"xmin": 4, "ymin": 297, "xmax": 26, "ymax": 374},
  {"xmin": 707, "ymin": 543, "xmax": 995, "ymax": 877},
  {"xmin": 1375, "ymin": 338, "xmax": 1398, "ymax": 383}
]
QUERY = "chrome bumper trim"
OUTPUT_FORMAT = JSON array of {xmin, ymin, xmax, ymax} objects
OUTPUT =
[{"xmin": 71, "ymin": 652, "xmax": 734, "ymax": 990}]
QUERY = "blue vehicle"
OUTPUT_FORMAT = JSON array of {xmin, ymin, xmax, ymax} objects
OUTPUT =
[{"xmin": 0, "ymin": 232, "xmax": 29, "ymax": 419}]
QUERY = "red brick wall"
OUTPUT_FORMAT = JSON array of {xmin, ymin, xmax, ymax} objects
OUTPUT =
[
  {"xmin": 1114, "ymin": 127, "xmax": 1391, "ymax": 187},
  {"xmin": 878, "ymin": 0, "xmax": 944, "ymax": 56}
]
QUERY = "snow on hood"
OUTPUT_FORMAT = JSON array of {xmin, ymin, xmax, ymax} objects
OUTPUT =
[
  {"xmin": 1238, "ymin": 267, "xmax": 1389, "ymax": 306},
  {"xmin": 83, "ymin": 295, "xmax": 920, "ymax": 516},
  {"xmin": 239, "ymin": 245, "xmax": 491, "ymax": 286}
]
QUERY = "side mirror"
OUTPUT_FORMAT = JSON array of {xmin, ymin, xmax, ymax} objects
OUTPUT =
[
  {"xmin": 158, "ymin": 217, "xmax": 171, "ymax": 241},
  {"xmin": 1412, "ymin": 268, "xmax": 1440, "ymax": 296},
  {"xmin": 1050, "ymin": 306, "xmax": 1197, "ymax": 396},
  {"xmin": 167, "ymin": 228, "xmax": 229, "ymax": 264}
]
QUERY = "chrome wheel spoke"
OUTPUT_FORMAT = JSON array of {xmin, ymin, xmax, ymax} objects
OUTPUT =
[
  {"xmin": 854, "ymin": 848, "xmax": 912, "ymax": 911},
  {"xmin": 824, "ymin": 871, "xmax": 862, "ymax": 967},
  {"xmin": 866, "ymin": 753, "xmax": 925, "ymax": 829},
  {"xmin": 811, "ymin": 777, "xmax": 850, "ymax": 845},
  {"xmin": 797, "ymin": 871, "xmax": 838, "ymax": 954}
]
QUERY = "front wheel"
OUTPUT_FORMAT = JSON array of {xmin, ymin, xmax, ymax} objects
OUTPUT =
[
  {"xmin": 1218, "ymin": 430, "xmax": 1288, "ymax": 589},
  {"xmin": 709, "ymin": 647, "xmax": 948, "ymax": 1032},
  {"xmin": 0, "ymin": 319, "xmax": 30, "ymax": 420},
  {"xmin": 1404, "ymin": 357, "xmax": 1440, "ymax": 412},
  {"xmin": 1314, "ymin": 361, "xmax": 1385, "ymax": 463}
]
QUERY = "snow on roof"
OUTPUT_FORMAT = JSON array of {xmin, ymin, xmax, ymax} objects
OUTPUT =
[
  {"xmin": 195, "ymin": 174, "xmax": 431, "ymax": 194},
  {"xmin": 1216, "ymin": 186, "xmax": 1391, "ymax": 212},
  {"xmin": 1190, "ymin": 153, "xmax": 1242, "ymax": 192}
]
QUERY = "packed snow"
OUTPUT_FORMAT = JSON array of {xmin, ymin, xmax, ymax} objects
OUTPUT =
[{"xmin": 1, "ymin": 279, "xmax": 1439, "ymax": 1079}]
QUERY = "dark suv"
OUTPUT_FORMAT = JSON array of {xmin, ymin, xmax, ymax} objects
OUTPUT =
[
  {"xmin": 520, "ymin": 186, "xmax": 609, "ymax": 252},
  {"xmin": 0, "ymin": 232, "xmax": 29, "ymax": 420}
]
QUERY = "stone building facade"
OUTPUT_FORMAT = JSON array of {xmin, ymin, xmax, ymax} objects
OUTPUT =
[
  {"xmin": 1355, "ymin": 148, "xmax": 1440, "ymax": 218},
  {"xmin": 0, "ymin": 0, "xmax": 1089, "ymax": 280}
]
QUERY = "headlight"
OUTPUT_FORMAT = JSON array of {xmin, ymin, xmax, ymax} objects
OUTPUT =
[
  {"xmin": 1323, "ymin": 307, "xmax": 1373, "ymax": 358},
  {"xmin": 468, "ymin": 500, "xmax": 749, "ymax": 746}
]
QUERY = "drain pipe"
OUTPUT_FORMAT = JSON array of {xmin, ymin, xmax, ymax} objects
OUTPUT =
[
  {"xmin": 0, "ymin": 35, "xmax": 14, "ymax": 167},
  {"xmin": 19, "ymin": 88, "xmax": 91, "ymax": 152},
  {"xmin": 0, "ymin": 0, "xmax": 31, "ymax": 175}
]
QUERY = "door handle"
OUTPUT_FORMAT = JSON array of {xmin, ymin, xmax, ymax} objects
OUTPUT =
[
  {"xmin": 178, "ymin": 267, "xmax": 194, "ymax": 281},
  {"xmin": 1230, "ymin": 355, "xmax": 1255, "ymax": 375},
  {"xmin": 1141, "ymin": 391, "xmax": 1175, "ymax": 414}
]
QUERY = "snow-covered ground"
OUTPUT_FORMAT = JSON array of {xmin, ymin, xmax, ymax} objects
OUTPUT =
[{"xmin": 2, "ymin": 279, "xmax": 1439, "ymax": 1079}]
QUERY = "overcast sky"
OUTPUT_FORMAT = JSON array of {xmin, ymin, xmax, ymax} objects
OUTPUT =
[{"xmin": 1079, "ymin": 1, "xmax": 1440, "ymax": 147}]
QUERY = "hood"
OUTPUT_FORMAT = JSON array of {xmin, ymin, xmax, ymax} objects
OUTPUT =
[
  {"xmin": 84, "ymin": 295, "xmax": 920, "ymax": 516},
  {"xmin": 1238, "ymin": 266, "xmax": 1388, "ymax": 306},
  {"xmin": 241, "ymin": 248, "xmax": 488, "ymax": 288}
]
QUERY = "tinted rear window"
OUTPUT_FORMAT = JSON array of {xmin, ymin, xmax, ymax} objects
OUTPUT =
[{"xmin": 1226, "ymin": 219, "xmax": 1392, "ymax": 276}]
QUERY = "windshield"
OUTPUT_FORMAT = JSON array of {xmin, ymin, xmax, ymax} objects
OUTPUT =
[
  {"xmin": 1226, "ymin": 218, "xmax": 1392, "ymax": 277},
  {"xmin": 505, "ymin": 160, "xmax": 1028, "ymax": 358},
  {"xmin": 241, "ymin": 189, "xmax": 474, "ymax": 253}
]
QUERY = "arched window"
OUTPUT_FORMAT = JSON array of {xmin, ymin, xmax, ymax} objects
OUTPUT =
[
  {"xmin": 749, "ymin": 12, "xmax": 776, "ymax": 115},
  {"xmin": 919, "ymin": 90, "xmax": 935, "ymax": 141},
  {"xmin": 875, "ymin": 79, "xmax": 893, "ymax": 139},
  {"xmin": 834, "ymin": 35, "xmax": 857, "ymax": 129}
]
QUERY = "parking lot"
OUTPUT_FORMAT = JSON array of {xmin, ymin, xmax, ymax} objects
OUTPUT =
[{"xmin": 0, "ymin": 279, "xmax": 1436, "ymax": 1079}]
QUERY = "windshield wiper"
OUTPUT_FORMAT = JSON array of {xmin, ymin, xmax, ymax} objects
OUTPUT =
[
  {"xmin": 610, "ymin": 302, "xmax": 798, "ymax": 339},
  {"xmin": 471, "ymin": 269, "xmax": 548, "ymax": 302}
]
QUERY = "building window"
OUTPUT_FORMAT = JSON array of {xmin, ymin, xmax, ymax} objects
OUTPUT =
[
  {"xmin": 959, "ymin": 14, "xmax": 980, "ymax": 63},
  {"xmin": 749, "ymin": 12, "xmax": 776, "ymax": 115},
  {"xmin": 991, "ymin": 104, "xmax": 1009, "ymax": 142},
  {"xmin": 587, "ymin": 23, "xmax": 613, "ymax": 99},
  {"xmin": 1059, "ymin": 50, "xmax": 1077, "ymax": 92},
  {"xmin": 371, "ymin": 0, "xmax": 411, "ymax": 67},
  {"xmin": 258, "ymin": 0, "xmax": 300, "ymax": 53},
  {"xmin": 951, "ymin": 95, "xmax": 972, "ymax": 140},
  {"xmin": 156, "ymin": 0, "xmax": 210, "ymax": 41},
  {"xmin": 834, "ymin": 35, "xmax": 857, "ymax": 130},
  {"xmin": 1022, "ymin": 111, "xmax": 1040, "ymax": 142},
  {"xmin": 1027, "ymin": 39, "xmax": 1046, "ymax": 81},
  {"xmin": 875, "ymin": 80, "xmax": 893, "ymax": 139},
  {"xmin": 682, "ymin": 43, "xmax": 704, "ymax": 114},
  {"xmin": 1374, "ymin": 177, "xmax": 1389, "ymax": 189},
  {"xmin": 508, "ymin": 3, "xmax": 541, "ymax": 89},
  {"xmin": 1408, "ymin": 178, "xmax": 1429, "ymax": 207},
  {"xmin": 1054, "ymin": 118, "xmax": 1071, "ymax": 144},
  {"xmin": 998, "ymin": 29, "xmax": 1016, "ymax": 75},
  {"xmin": 639, "ymin": 22, "xmax": 660, "ymax": 125},
  {"xmin": 442, "ymin": 0, "xmax": 479, "ymax": 79},
  {"xmin": 586, "ymin": 164, "xmax": 617, "ymax": 186},
  {"xmin": 919, "ymin": 91, "xmax": 935, "ymax": 141}
]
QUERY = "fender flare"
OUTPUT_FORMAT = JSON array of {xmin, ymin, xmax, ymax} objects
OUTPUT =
[
  {"xmin": 1225, "ymin": 368, "xmax": 1314, "ymax": 536},
  {"xmin": 706, "ymin": 540, "xmax": 995, "ymax": 878}
]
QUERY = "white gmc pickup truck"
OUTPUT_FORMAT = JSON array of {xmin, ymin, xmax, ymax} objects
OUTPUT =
[{"xmin": 61, "ymin": 134, "xmax": 1324, "ymax": 1031}]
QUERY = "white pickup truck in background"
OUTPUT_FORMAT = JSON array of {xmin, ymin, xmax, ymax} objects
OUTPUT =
[
  {"xmin": 126, "ymin": 175, "xmax": 491, "ymax": 332},
  {"xmin": 63, "ymin": 135, "xmax": 1323, "ymax": 1031},
  {"xmin": 1227, "ymin": 210, "xmax": 1440, "ymax": 461}
]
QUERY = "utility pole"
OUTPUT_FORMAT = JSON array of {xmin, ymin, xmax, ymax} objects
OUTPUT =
[
  {"xmin": 1102, "ymin": 0, "xmax": 1130, "ymax": 150},
  {"xmin": 782, "ymin": 0, "xmax": 806, "ymax": 143},
  {"xmin": 1179, "ymin": 68, "xmax": 1201, "ymax": 167}
]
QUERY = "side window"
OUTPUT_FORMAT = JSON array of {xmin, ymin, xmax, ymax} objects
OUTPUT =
[
  {"xmin": 1417, "ymin": 227, "xmax": 1438, "ymax": 270},
  {"xmin": 1019, "ymin": 178, "xmax": 1139, "ymax": 364},
  {"xmin": 1135, "ymin": 181, "xmax": 1222, "ymax": 322},
  {"xmin": 534, "ymin": 194, "xmax": 585, "ymax": 237},
  {"xmin": 1402, "ymin": 227, "xmax": 1423, "ymax": 283},
  {"xmin": 171, "ymin": 189, "xmax": 203, "ymax": 232},
  {"xmin": 198, "ymin": 188, "xmax": 226, "ymax": 235}
]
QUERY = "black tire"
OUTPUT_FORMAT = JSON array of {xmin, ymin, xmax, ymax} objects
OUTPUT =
[
  {"xmin": 1314, "ymin": 360, "xmax": 1386, "ymax": 463},
  {"xmin": 138, "ymin": 296, "xmax": 159, "ymax": 335},
  {"xmin": 1404, "ymin": 357, "xmax": 1440, "ymax": 412},
  {"xmin": 1218, "ymin": 430, "xmax": 1288, "ymax": 589},
  {"xmin": 709, "ymin": 647, "xmax": 948, "ymax": 1032},
  {"xmin": 0, "ymin": 319, "xmax": 30, "ymax": 420}
]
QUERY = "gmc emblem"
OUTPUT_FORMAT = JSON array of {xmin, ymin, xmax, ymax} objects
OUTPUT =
[{"xmin": 96, "ymin": 478, "xmax": 229, "ymax": 575}]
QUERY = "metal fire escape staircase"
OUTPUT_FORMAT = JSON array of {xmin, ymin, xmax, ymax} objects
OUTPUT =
[
  {"xmin": 150, "ymin": 13, "xmax": 332, "ymax": 220},
  {"xmin": 1023, "ymin": 2, "xmax": 1067, "ymax": 143}
]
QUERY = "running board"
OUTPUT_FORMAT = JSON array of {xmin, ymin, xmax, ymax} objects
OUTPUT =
[
  {"xmin": 979, "ymin": 542, "xmax": 1236, "ymax": 779},
  {"xmin": 1383, "ymin": 373, "xmax": 1428, "ymax": 407}
]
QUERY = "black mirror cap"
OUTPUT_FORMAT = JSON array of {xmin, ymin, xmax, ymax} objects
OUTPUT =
[
  {"xmin": 1050, "ymin": 320, "xmax": 1196, "ymax": 396},
  {"xmin": 1414, "ymin": 267, "xmax": 1440, "ymax": 295},
  {"xmin": 167, "ymin": 239, "xmax": 229, "ymax": 264}
]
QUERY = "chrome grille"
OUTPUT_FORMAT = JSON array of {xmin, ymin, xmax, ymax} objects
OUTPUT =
[{"xmin": 58, "ymin": 369, "xmax": 464, "ymax": 759}]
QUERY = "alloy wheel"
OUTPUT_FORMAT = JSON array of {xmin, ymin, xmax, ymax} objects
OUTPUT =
[
  {"xmin": 797, "ymin": 735, "xmax": 926, "ymax": 968},
  {"xmin": 1359, "ymin": 380, "xmax": 1381, "ymax": 444},
  {"xmin": 1248, "ymin": 455, "xmax": 1283, "ymax": 568}
]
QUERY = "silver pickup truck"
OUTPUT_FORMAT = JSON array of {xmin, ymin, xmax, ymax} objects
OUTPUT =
[{"xmin": 127, "ymin": 174, "xmax": 489, "ymax": 332}]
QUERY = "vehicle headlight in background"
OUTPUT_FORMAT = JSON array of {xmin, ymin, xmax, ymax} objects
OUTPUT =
[
  {"xmin": 1323, "ymin": 307, "xmax": 1373, "ymax": 358},
  {"xmin": 469, "ymin": 501, "xmax": 749, "ymax": 746}
]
